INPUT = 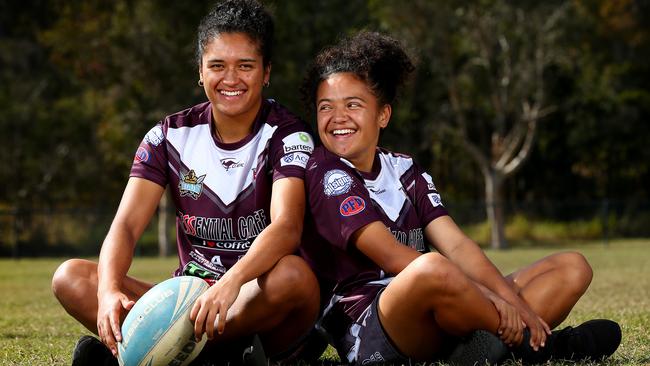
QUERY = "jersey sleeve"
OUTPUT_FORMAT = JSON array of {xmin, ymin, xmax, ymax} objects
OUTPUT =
[
  {"xmin": 270, "ymin": 123, "xmax": 314, "ymax": 182},
  {"xmin": 306, "ymin": 157, "xmax": 382, "ymax": 250},
  {"xmin": 411, "ymin": 164, "xmax": 449, "ymax": 227},
  {"xmin": 129, "ymin": 123, "xmax": 168, "ymax": 188}
]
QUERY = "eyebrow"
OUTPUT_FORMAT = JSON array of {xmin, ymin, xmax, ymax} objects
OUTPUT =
[
  {"xmin": 317, "ymin": 96, "xmax": 366, "ymax": 104},
  {"xmin": 205, "ymin": 58, "xmax": 259, "ymax": 63}
]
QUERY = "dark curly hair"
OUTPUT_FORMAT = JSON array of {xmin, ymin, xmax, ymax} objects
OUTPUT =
[
  {"xmin": 302, "ymin": 31, "xmax": 415, "ymax": 113},
  {"xmin": 196, "ymin": 0, "xmax": 274, "ymax": 67}
]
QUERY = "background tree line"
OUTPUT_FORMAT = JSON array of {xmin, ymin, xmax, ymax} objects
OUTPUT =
[{"xmin": 1, "ymin": 0, "xmax": 648, "ymax": 254}]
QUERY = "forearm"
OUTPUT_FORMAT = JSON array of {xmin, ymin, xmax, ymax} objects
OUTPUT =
[
  {"xmin": 450, "ymin": 241, "xmax": 522, "ymax": 305},
  {"xmin": 97, "ymin": 226, "xmax": 137, "ymax": 294},
  {"xmin": 220, "ymin": 220, "xmax": 299, "ymax": 286}
]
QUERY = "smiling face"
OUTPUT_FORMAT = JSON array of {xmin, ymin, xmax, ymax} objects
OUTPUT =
[
  {"xmin": 199, "ymin": 32, "xmax": 270, "ymax": 126},
  {"xmin": 316, "ymin": 73, "xmax": 391, "ymax": 172}
]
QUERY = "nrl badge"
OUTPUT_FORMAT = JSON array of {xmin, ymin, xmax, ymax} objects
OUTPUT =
[{"xmin": 179, "ymin": 169, "xmax": 206, "ymax": 200}]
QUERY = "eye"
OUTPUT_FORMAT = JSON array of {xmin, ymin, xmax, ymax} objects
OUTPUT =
[
  {"xmin": 239, "ymin": 63, "xmax": 254, "ymax": 71},
  {"xmin": 347, "ymin": 102, "xmax": 362, "ymax": 109},
  {"xmin": 318, "ymin": 104, "xmax": 332, "ymax": 112},
  {"xmin": 209, "ymin": 63, "xmax": 225, "ymax": 70}
]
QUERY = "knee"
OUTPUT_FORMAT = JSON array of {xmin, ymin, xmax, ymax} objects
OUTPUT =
[
  {"xmin": 265, "ymin": 255, "xmax": 319, "ymax": 305},
  {"xmin": 557, "ymin": 251, "xmax": 593, "ymax": 293},
  {"xmin": 409, "ymin": 253, "xmax": 468, "ymax": 296},
  {"xmin": 51, "ymin": 258, "xmax": 94, "ymax": 299}
]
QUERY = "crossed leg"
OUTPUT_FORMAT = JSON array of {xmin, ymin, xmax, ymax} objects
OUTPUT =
[
  {"xmin": 51, "ymin": 255, "xmax": 320, "ymax": 357},
  {"xmin": 505, "ymin": 251, "xmax": 592, "ymax": 328},
  {"xmin": 374, "ymin": 251, "xmax": 593, "ymax": 361},
  {"xmin": 51, "ymin": 258, "xmax": 153, "ymax": 333},
  {"xmin": 377, "ymin": 253, "xmax": 501, "ymax": 360}
]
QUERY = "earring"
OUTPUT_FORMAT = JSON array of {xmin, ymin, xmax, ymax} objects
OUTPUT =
[
  {"xmin": 198, "ymin": 79, "xmax": 204, "ymax": 87},
  {"xmin": 263, "ymin": 81, "xmax": 270, "ymax": 88}
]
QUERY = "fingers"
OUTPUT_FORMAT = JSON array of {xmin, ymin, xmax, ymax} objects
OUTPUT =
[
  {"xmin": 193, "ymin": 301, "xmax": 208, "ymax": 342},
  {"xmin": 496, "ymin": 302, "xmax": 522, "ymax": 347},
  {"xmin": 192, "ymin": 300, "xmax": 228, "ymax": 341},
  {"xmin": 540, "ymin": 317, "xmax": 552, "ymax": 335},
  {"xmin": 122, "ymin": 298, "xmax": 135, "ymax": 311},
  {"xmin": 216, "ymin": 307, "xmax": 228, "ymax": 335},
  {"xmin": 526, "ymin": 316, "xmax": 546, "ymax": 351},
  {"xmin": 99, "ymin": 313, "xmax": 118, "ymax": 356},
  {"xmin": 110, "ymin": 308, "xmax": 122, "ymax": 343}
]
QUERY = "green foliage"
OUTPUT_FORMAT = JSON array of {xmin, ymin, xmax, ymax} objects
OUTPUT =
[
  {"xmin": 464, "ymin": 214, "xmax": 605, "ymax": 246},
  {"xmin": 1, "ymin": 0, "xmax": 650, "ymax": 251}
]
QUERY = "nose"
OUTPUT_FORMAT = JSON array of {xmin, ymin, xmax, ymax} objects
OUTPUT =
[
  {"xmin": 332, "ymin": 107, "xmax": 347, "ymax": 123},
  {"xmin": 222, "ymin": 67, "xmax": 238, "ymax": 85}
]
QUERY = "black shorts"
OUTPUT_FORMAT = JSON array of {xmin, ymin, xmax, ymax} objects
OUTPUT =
[{"xmin": 336, "ymin": 288, "xmax": 411, "ymax": 365}]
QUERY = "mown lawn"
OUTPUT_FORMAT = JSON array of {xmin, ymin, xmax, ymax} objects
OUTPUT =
[{"xmin": 1, "ymin": 239, "xmax": 648, "ymax": 365}]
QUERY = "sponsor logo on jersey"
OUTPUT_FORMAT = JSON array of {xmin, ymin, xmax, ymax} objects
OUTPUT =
[
  {"xmin": 368, "ymin": 186, "xmax": 386, "ymax": 195},
  {"xmin": 282, "ymin": 131, "xmax": 314, "ymax": 154},
  {"xmin": 188, "ymin": 250, "xmax": 226, "ymax": 274},
  {"xmin": 144, "ymin": 125, "xmax": 164, "ymax": 146},
  {"xmin": 179, "ymin": 170, "xmax": 206, "ymax": 200},
  {"xmin": 134, "ymin": 146, "xmax": 150, "ymax": 163},
  {"xmin": 390, "ymin": 227, "xmax": 425, "ymax": 251},
  {"xmin": 324, "ymin": 169, "xmax": 353, "ymax": 197},
  {"xmin": 421, "ymin": 172, "xmax": 437, "ymax": 191},
  {"xmin": 200, "ymin": 240, "xmax": 252, "ymax": 252},
  {"xmin": 220, "ymin": 158, "xmax": 245, "ymax": 171},
  {"xmin": 281, "ymin": 152, "xmax": 309, "ymax": 168},
  {"xmin": 182, "ymin": 261, "xmax": 221, "ymax": 281},
  {"xmin": 180, "ymin": 209, "xmax": 268, "ymax": 241},
  {"xmin": 340, "ymin": 196, "xmax": 366, "ymax": 216},
  {"xmin": 210, "ymin": 255, "xmax": 224, "ymax": 267},
  {"xmin": 428, "ymin": 193, "xmax": 443, "ymax": 207}
]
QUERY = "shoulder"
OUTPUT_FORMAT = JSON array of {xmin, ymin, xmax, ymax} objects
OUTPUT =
[
  {"xmin": 263, "ymin": 99, "xmax": 315, "ymax": 150},
  {"xmin": 376, "ymin": 147, "xmax": 419, "ymax": 178},
  {"xmin": 307, "ymin": 147, "xmax": 360, "ymax": 187},
  {"xmin": 162, "ymin": 101, "xmax": 211, "ymax": 129},
  {"xmin": 307, "ymin": 146, "xmax": 354, "ymax": 172},
  {"xmin": 263, "ymin": 99, "xmax": 308, "ymax": 130}
]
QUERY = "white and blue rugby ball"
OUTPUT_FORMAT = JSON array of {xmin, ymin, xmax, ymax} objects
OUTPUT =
[{"xmin": 117, "ymin": 276, "xmax": 209, "ymax": 366}]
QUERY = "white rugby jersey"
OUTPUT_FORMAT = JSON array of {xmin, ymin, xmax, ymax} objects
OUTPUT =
[{"xmin": 131, "ymin": 100, "xmax": 314, "ymax": 284}]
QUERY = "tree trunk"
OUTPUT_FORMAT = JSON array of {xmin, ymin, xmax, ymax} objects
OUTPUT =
[
  {"xmin": 157, "ymin": 189, "xmax": 169, "ymax": 257},
  {"xmin": 485, "ymin": 170, "xmax": 507, "ymax": 249}
]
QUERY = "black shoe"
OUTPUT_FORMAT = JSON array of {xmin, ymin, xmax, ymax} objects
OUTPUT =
[
  {"xmin": 445, "ymin": 330, "xmax": 509, "ymax": 366},
  {"xmin": 71, "ymin": 335, "xmax": 118, "ymax": 366},
  {"xmin": 190, "ymin": 334, "xmax": 267, "ymax": 366},
  {"xmin": 510, "ymin": 319, "xmax": 622, "ymax": 364},
  {"xmin": 551, "ymin": 319, "xmax": 621, "ymax": 361},
  {"xmin": 242, "ymin": 334, "xmax": 267, "ymax": 366},
  {"xmin": 270, "ymin": 327, "xmax": 329, "ymax": 364}
]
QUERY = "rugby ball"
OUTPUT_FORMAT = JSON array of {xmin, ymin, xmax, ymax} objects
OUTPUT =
[{"xmin": 117, "ymin": 276, "xmax": 209, "ymax": 366}]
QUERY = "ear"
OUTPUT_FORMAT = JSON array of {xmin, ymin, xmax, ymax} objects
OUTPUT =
[
  {"xmin": 378, "ymin": 104, "xmax": 392, "ymax": 129},
  {"xmin": 198, "ymin": 64, "xmax": 203, "ymax": 83},
  {"xmin": 263, "ymin": 63, "xmax": 272, "ymax": 85}
]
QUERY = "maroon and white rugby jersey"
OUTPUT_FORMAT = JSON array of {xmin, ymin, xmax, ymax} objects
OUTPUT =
[
  {"xmin": 301, "ymin": 146, "xmax": 448, "ymax": 322},
  {"xmin": 130, "ymin": 99, "xmax": 314, "ymax": 285}
]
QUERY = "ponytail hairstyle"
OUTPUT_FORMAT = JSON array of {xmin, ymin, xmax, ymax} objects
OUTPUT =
[
  {"xmin": 196, "ymin": 0, "xmax": 274, "ymax": 67},
  {"xmin": 302, "ymin": 31, "xmax": 415, "ymax": 113}
]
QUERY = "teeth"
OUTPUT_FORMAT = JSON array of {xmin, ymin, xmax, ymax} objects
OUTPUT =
[
  {"xmin": 220, "ymin": 90, "xmax": 243, "ymax": 96},
  {"xmin": 332, "ymin": 129, "xmax": 355, "ymax": 135}
]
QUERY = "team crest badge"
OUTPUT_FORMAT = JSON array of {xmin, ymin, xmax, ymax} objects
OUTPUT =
[
  {"xmin": 179, "ymin": 170, "xmax": 206, "ymax": 199},
  {"xmin": 144, "ymin": 125, "xmax": 164, "ymax": 146},
  {"xmin": 323, "ymin": 169, "xmax": 353, "ymax": 197}
]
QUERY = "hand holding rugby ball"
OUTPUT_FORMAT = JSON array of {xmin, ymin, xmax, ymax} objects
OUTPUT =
[{"xmin": 117, "ymin": 276, "xmax": 209, "ymax": 366}]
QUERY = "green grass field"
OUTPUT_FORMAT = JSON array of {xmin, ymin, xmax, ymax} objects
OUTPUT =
[{"xmin": 1, "ymin": 240, "xmax": 648, "ymax": 365}]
